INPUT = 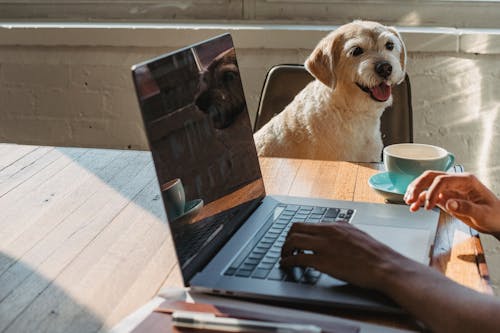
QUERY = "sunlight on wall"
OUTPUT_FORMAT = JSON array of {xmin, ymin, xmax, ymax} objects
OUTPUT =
[
  {"xmin": 449, "ymin": 57, "xmax": 500, "ymax": 188},
  {"xmin": 463, "ymin": 58, "xmax": 489, "ymax": 185},
  {"xmin": 397, "ymin": 10, "xmax": 421, "ymax": 27},
  {"xmin": 471, "ymin": 34, "xmax": 497, "ymax": 186},
  {"xmin": 410, "ymin": 50, "xmax": 500, "ymax": 201},
  {"xmin": 478, "ymin": 108, "xmax": 499, "ymax": 186}
]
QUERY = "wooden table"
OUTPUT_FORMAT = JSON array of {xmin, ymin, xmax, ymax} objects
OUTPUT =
[{"xmin": 0, "ymin": 144, "xmax": 492, "ymax": 333}]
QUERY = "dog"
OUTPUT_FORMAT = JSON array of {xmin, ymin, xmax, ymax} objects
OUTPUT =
[
  {"xmin": 195, "ymin": 48, "xmax": 246, "ymax": 129},
  {"xmin": 254, "ymin": 20, "xmax": 407, "ymax": 162}
]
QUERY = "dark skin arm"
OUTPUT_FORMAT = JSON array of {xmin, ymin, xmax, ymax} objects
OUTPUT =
[
  {"xmin": 281, "ymin": 222, "xmax": 500, "ymax": 333},
  {"xmin": 281, "ymin": 171, "xmax": 500, "ymax": 332},
  {"xmin": 404, "ymin": 171, "xmax": 500, "ymax": 240}
]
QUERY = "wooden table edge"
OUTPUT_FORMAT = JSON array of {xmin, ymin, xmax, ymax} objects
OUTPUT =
[{"xmin": 470, "ymin": 228, "xmax": 495, "ymax": 295}]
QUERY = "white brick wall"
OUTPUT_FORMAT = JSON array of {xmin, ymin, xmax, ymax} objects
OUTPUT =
[
  {"xmin": 1, "ymin": 44, "xmax": 499, "ymax": 187},
  {"xmin": 0, "ymin": 27, "xmax": 499, "ymax": 188},
  {"xmin": 0, "ymin": 46, "xmax": 163, "ymax": 149}
]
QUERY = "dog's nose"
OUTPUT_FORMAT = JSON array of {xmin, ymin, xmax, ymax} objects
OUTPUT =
[{"xmin": 375, "ymin": 61, "xmax": 392, "ymax": 79}]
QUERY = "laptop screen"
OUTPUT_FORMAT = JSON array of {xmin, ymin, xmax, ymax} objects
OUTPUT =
[{"xmin": 132, "ymin": 34, "xmax": 266, "ymax": 282}]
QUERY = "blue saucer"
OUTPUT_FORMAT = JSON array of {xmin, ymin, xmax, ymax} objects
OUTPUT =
[
  {"xmin": 368, "ymin": 172, "xmax": 406, "ymax": 204},
  {"xmin": 178, "ymin": 199, "xmax": 204, "ymax": 222}
]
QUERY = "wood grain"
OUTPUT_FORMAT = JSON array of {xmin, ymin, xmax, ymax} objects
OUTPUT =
[{"xmin": 0, "ymin": 145, "xmax": 492, "ymax": 333}]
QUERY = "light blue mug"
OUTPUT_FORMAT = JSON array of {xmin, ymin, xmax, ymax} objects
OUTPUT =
[
  {"xmin": 383, "ymin": 143, "xmax": 455, "ymax": 193},
  {"xmin": 161, "ymin": 178, "xmax": 186, "ymax": 221}
]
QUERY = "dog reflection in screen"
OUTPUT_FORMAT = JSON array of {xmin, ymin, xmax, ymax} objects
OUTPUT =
[{"xmin": 195, "ymin": 48, "xmax": 246, "ymax": 129}]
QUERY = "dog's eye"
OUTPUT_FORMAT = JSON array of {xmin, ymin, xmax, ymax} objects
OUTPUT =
[
  {"xmin": 351, "ymin": 47, "xmax": 364, "ymax": 57},
  {"xmin": 385, "ymin": 41, "xmax": 394, "ymax": 51},
  {"xmin": 223, "ymin": 71, "xmax": 238, "ymax": 83}
]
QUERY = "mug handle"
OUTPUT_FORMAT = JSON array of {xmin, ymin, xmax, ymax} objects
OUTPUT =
[{"xmin": 445, "ymin": 153, "xmax": 455, "ymax": 171}]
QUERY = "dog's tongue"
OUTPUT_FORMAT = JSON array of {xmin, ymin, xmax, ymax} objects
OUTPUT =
[{"xmin": 370, "ymin": 82, "xmax": 391, "ymax": 102}]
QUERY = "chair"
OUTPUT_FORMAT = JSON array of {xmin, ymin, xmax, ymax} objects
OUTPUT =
[{"xmin": 254, "ymin": 64, "xmax": 413, "ymax": 147}]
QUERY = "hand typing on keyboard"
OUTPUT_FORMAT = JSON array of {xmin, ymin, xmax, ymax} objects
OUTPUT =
[
  {"xmin": 280, "ymin": 221, "xmax": 399, "ymax": 290},
  {"xmin": 224, "ymin": 204, "xmax": 352, "ymax": 284}
]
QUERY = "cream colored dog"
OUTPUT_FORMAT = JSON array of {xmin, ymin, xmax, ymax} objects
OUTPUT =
[{"xmin": 254, "ymin": 20, "xmax": 407, "ymax": 162}]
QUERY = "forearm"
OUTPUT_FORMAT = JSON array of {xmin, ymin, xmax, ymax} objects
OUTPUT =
[{"xmin": 378, "ymin": 257, "xmax": 500, "ymax": 333}]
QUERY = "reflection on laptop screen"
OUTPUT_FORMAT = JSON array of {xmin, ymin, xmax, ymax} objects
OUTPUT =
[{"xmin": 132, "ymin": 34, "xmax": 265, "ymax": 281}]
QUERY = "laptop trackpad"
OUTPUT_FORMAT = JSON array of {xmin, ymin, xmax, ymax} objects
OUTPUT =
[{"xmin": 355, "ymin": 224, "xmax": 432, "ymax": 264}]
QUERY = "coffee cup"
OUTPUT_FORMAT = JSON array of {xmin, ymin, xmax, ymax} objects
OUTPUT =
[
  {"xmin": 383, "ymin": 143, "xmax": 455, "ymax": 193},
  {"xmin": 161, "ymin": 178, "xmax": 186, "ymax": 221}
]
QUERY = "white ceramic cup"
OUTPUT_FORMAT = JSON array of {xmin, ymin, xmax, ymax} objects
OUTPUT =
[
  {"xmin": 161, "ymin": 178, "xmax": 186, "ymax": 221},
  {"xmin": 383, "ymin": 143, "xmax": 455, "ymax": 193}
]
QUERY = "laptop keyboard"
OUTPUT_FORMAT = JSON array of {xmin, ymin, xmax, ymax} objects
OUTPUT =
[{"xmin": 224, "ymin": 204, "xmax": 354, "ymax": 284}]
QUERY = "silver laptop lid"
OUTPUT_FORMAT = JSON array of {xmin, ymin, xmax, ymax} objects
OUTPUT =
[{"xmin": 131, "ymin": 34, "xmax": 266, "ymax": 283}]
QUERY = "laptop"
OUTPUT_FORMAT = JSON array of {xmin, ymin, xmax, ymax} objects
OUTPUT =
[{"xmin": 131, "ymin": 33, "xmax": 439, "ymax": 313}]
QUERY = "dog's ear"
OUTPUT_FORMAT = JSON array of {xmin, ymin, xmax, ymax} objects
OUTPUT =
[
  {"xmin": 388, "ymin": 26, "xmax": 407, "ymax": 75},
  {"xmin": 305, "ymin": 32, "xmax": 337, "ymax": 89}
]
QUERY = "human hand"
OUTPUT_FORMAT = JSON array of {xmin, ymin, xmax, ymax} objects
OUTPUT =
[
  {"xmin": 405, "ymin": 171, "xmax": 500, "ymax": 235},
  {"xmin": 280, "ymin": 222, "xmax": 408, "ymax": 291}
]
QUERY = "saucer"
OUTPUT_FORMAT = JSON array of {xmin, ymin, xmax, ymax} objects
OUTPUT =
[
  {"xmin": 177, "ymin": 198, "xmax": 204, "ymax": 223},
  {"xmin": 368, "ymin": 172, "xmax": 406, "ymax": 204}
]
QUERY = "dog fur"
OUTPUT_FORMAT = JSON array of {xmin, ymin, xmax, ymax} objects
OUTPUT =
[
  {"xmin": 254, "ymin": 20, "xmax": 407, "ymax": 162},
  {"xmin": 196, "ymin": 48, "xmax": 246, "ymax": 129}
]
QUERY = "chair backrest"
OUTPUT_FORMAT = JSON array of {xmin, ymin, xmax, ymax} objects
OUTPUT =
[{"xmin": 254, "ymin": 64, "xmax": 413, "ymax": 147}]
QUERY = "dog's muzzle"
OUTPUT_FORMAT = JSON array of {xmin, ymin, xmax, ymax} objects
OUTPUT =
[
  {"xmin": 356, "ymin": 60, "xmax": 395, "ymax": 102},
  {"xmin": 356, "ymin": 81, "xmax": 392, "ymax": 102}
]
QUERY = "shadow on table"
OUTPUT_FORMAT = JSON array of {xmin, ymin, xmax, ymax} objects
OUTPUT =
[{"xmin": 0, "ymin": 251, "xmax": 105, "ymax": 333}]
